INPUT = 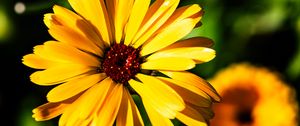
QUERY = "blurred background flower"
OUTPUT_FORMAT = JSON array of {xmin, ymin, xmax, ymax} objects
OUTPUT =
[
  {"xmin": 0, "ymin": 0, "xmax": 299, "ymax": 125},
  {"xmin": 209, "ymin": 63, "xmax": 298, "ymax": 126}
]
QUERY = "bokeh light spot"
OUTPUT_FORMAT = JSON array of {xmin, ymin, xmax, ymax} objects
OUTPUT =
[{"xmin": 14, "ymin": 2, "xmax": 26, "ymax": 14}]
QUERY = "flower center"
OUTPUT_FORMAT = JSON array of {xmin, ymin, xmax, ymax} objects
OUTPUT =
[{"xmin": 102, "ymin": 43, "xmax": 142, "ymax": 84}]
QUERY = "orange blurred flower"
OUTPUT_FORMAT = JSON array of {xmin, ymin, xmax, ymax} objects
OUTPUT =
[{"xmin": 209, "ymin": 63, "xmax": 298, "ymax": 126}]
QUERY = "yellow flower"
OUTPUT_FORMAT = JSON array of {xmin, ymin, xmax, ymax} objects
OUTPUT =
[
  {"xmin": 209, "ymin": 63, "xmax": 298, "ymax": 126},
  {"xmin": 22, "ymin": 0, "xmax": 220, "ymax": 125}
]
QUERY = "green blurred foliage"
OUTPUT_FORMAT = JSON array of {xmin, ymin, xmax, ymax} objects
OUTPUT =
[{"xmin": 0, "ymin": 7, "xmax": 12, "ymax": 42}]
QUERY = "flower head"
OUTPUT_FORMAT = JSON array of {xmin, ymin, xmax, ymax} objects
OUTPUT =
[
  {"xmin": 209, "ymin": 63, "xmax": 298, "ymax": 126},
  {"xmin": 22, "ymin": 0, "xmax": 220, "ymax": 125}
]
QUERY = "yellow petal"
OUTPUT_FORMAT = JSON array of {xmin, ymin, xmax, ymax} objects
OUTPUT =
[
  {"xmin": 116, "ymin": 89, "xmax": 133, "ymax": 126},
  {"xmin": 163, "ymin": 37, "xmax": 214, "ymax": 50},
  {"xmin": 47, "ymin": 73, "xmax": 106, "ymax": 102},
  {"xmin": 51, "ymin": 5, "xmax": 104, "ymax": 49},
  {"xmin": 176, "ymin": 105, "xmax": 207, "ymax": 126},
  {"xmin": 133, "ymin": 0, "xmax": 180, "ymax": 48},
  {"xmin": 22, "ymin": 54, "xmax": 57, "ymax": 69},
  {"xmin": 43, "ymin": 13, "xmax": 57, "ymax": 28},
  {"xmin": 48, "ymin": 25, "xmax": 103, "ymax": 56},
  {"xmin": 116, "ymin": 89, "xmax": 144, "ymax": 126},
  {"xmin": 140, "ymin": 18, "xmax": 198, "ymax": 56},
  {"xmin": 42, "ymin": 41, "xmax": 100, "ymax": 67},
  {"xmin": 96, "ymin": 83, "xmax": 123, "ymax": 126},
  {"xmin": 69, "ymin": 77, "xmax": 114, "ymax": 120},
  {"xmin": 143, "ymin": 100, "xmax": 173, "ymax": 126},
  {"xmin": 141, "ymin": 57, "xmax": 195, "ymax": 71},
  {"xmin": 114, "ymin": 0, "xmax": 134, "ymax": 43},
  {"xmin": 58, "ymin": 96, "xmax": 84, "ymax": 126},
  {"xmin": 160, "ymin": 71, "xmax": 221, "ymax": 102},
  {"xmin": 68, "ymin": 0, "xmax": 112, "ymax": 46},
  {"xmin": 147, "ymin": 47, "xmax": 216, "ymax": 63},
  {"xmin": 129, "ymin": 74, "xmax": 185, "ymax": 118},
  {"xmin": 158, "ymin": 77, "xmax": 212, "ymax": 107},
  {"xmin": 124, "ymin": 0, "xmax": 151, "ymax": 45},
  {"xmin": 32, "ymin": 102, "xmax": 69, "ymax": 121},
  {"xmin": 30, "ymin": 64, "xmax": 93, "ymax": 85},
  {"xmin": 127, "ymin": 90, "xmax": 145, "ymax": 126},
  {"xmin": 160, "ymin": 4, "xmax": 202, "ymax": 29}
]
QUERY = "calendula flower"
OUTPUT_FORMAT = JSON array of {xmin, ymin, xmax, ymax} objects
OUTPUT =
[
  {"xmin": 209, "ymin": 63, "xmax": 298, "ymax": 126},
  {"xmin": 22, "ymin": 0, "xmax": 220, "ymax": 125}
]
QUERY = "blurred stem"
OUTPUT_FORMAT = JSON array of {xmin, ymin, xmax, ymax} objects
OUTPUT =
[{"xmin": 132, "ymin": 94, "xmax": 151, "ymax": 126}]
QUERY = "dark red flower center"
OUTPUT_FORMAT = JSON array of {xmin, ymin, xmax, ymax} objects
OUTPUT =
[{"xmin": 102, "ymin": 43, "xmax": 142, "ymax": 84}]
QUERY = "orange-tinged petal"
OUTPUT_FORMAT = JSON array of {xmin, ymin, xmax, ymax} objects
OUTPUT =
[
  {"xmin": 68, "ymin": 0, "xmax": 112, "ymax": 46},
  {"xmin": 42, "ymin": 41, "xmax": 100, "ymax": 67},
  {"xmin": 22, "ymin": 54, "xmax": 58, "ymax": 69},
  {"xmin": 30, "ymin": 64, "xmax": 93, "ymax": 85},
  {"xmin": 143, "ymin": 100, "xmax": 173, "ymax": 126},
  {"xmin": 32, "ymin": 102, "xmax": 69, "ymax": 121},
  {"xmin": 189, "ymin": 103, "xmax": 214, "ymax": 120},
  {"xmin": 163, "ymin": 37, "xmax": 214, "ymax": 50},
  {"xmin": 141, "ymin": 57, "xmax": 195, "ymax": 71},
  {"xmin": 147, "ymin": 47, "xmax": 216, "ymax": 63},
  {"xmin": 176, "ymin": 105, "xmax": 207, "ymax": 126},
  {"xmin": 47, "ymin": 73, "xmax": 106, "ymax": 102},
  {"xmin": 133, "ymin": 0, "xmax": 180, "ymax": 48},
  {"xmin": 159, "ymin": 4, "xmax": 202, "ymax": 29},
  {"xmin": 43, "ymin": 14, "xmax": 58, "ymax": 28},
  {"xmin": 158, "ymin": 77, "xmax": 212, "ymax": 107},
  {"xmin": 160, "ymin": 71, "xmax": 221, "ymax": 102},
  {"xmin": 129, "ymin": 74, "xmax": 185, "ymax": 118},
  {"xmin": 96, "ymin": 83, "xmax": 123, "ymax": 126},
  {"xmin": 116, "ymin": 88, "xmax": 133, "ymax": 126},
  {"xmin": 124, "ymin": 0, "xmax": 151, "ymax": 45},
  {"xmin": 58, "ymin": 96, "xmax": 83, "ymax": 126},
  {"xmin": 51, "ymin": 5, "xmax": 104, "ymax": 49},
  {"xmin": 67, "ymin": 77, "xmax": 114, "ymax": 121},
  {"xmin": 140, "ymin": 18, "xmax": 198, "ymax": 56},
  {"xmin": 48, "ymin": 25, "xmax": 103, "ymax": 56}
]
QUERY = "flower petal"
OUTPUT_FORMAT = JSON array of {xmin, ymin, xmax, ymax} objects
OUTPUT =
[
  {"xmin": 132, "ymin": 0, "xmax": 180, "ymax": 48},
  {"xmin": 30, "ymin": 64, "xmax": 93, "ymax": 85},
  {"xmin": 22, "ymin": 54, "xmax": 57, "ymax": 69},
  {"xmin": 48, "ymin": 24, "xmax": 103, "ymax": 56},
  {"xmin": 163, "ymin": 37, "xmax": 214, "ymax": 50},
  {"xmin": 147, "ymin": 47, "xmax": 216, "ymax": 63},
  {"xmin": 32, "ymin": 102, "xmax": 69, "ymax": 121},
  {"xmin": 160, "ymin": 71, "xmax": 221, "ymax": 102},
  {"xmin": 47, "ymin": 73, "xmax": 106, "ymax": 102},
  {"xmin": 51, "ymin": 5, "xmax": 104, "ymax": 48},
  {"xmin": 176, "ymin": 105, "xmax": 207, "ymax": 126},
  {"xmin": 143, "ymin": 100, "xmax": 173, "ymax": 126},
  {"xmin": 141, "ymin": 57, "xmax": 195, "ymax": 71},
  {"xmin": 140, "ymin": 18, "xmax": 198, "ymax": 56},
  {"xmin": 42, "ymin": 41, "xmax": 100, "ymax": 67},
  {"xmin": 160, "ymin": 4, "xmax": 202, "ymax": 29},
  {"xmin": 96, "ymin": 83, "xmax": 123, "ymax": 126},
  {"xmin": 67, "ymin": 77, "xmax": 114, "ymax": 121},
  {"xmin": 68, "ymin": 0, "xmax": 112, "ymax": 46},
  {"xmin": 158, "ymin": 77, "xmax": 212, "ymax": 107},
  {"xmin": 129, "ymin": 74, "xmax": 185, "ymax": 118},
  {"xmin": 116, "ymin": 89, "xmax": 144, "ymax": 126},
  {"xmin": 124, "ymin": 0, "xmax": 151, "ymax": 45},
  {"xmin": 113, "ymin": 0, "xmax": 134, "ymax": 43}
]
